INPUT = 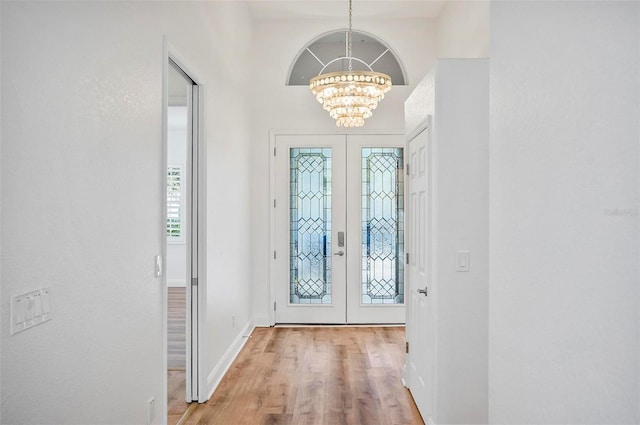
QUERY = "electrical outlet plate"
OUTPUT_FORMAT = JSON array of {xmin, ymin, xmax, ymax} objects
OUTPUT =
[{"xmin": 11, "ymin": 287, "xmax": 52, "ymax": 335}]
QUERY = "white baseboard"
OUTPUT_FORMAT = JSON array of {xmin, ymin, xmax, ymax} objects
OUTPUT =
[
  {"xmin": 204, "ymin": 318, "xmax": 255, "ymax": 400},
  {"xmin": 401, "ymin": 362, "xmax": 408, "ymax": 387}
]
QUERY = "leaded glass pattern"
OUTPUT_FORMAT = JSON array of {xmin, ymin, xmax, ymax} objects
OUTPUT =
[
  {"xmin": 290, "ymin": 148, "xmax": 332, "ymax": 304},
  {"xmin": 361, "ymin": 148, "xmax": 404, "ymax": 304}
]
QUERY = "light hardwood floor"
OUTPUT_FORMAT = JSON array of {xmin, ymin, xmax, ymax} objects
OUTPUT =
[
  {"xmin": 183, "ymin": 326, "xmax": 424, "ymax": 425},
  {"xmin": 168, "ymin": 370, "xmax": 192, "ymax": 425},
  {"xmin": 168, "ymin": 287, "xmax": 189, "ymax": 425},
  {"xmin": 168, "ymin": 287, "xmax": 187, "ymax": 369}
]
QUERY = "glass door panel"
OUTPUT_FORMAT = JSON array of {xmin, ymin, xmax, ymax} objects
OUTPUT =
[
  {"xmin": 361, "ymin": 147, "xmax": 404, "ymax": 305},
  {"xmin": 275, "ymin": 135, "xmax": 346, "ymax": 324},
  {"xmin": 289, "ymin": 148, "xmax": 332, "ymax": 304}
]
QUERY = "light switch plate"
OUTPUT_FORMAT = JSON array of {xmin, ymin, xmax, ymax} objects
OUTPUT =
[
  {"xmin": 11, "ymin": 287, "xmax": 52, "ymax": 335},
  {"xmin": 456, "ymin": 251, "xmax": 470, "ymax": 272},
  {"xmin": 155, "ymin": 255, "xmax": 163, "ymax": 278}
]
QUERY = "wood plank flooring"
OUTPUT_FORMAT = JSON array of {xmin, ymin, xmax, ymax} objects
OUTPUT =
[
  {"xmin": 183, "ymin": 326, "xmax": 424, "ymax": 425},
  {"xmin": 168, "ymin": 287, "xmax": 189, "ymax": 424},
  {"xmin": 168, "ymin": 287, "xmax": 187, "ymax": 370},
  {"xmin": 168, "ymin": 370, "xmax": 191, "ymax": 425}
]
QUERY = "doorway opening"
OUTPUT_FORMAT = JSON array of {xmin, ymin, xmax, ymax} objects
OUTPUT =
[{"xmin": 166, "ymin": 56, "xmax": 202, "ymax": 424}]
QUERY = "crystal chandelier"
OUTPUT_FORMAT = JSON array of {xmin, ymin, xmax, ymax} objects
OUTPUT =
[{"xmin": 309, "ymin": 0, "xmax": 392, "ymax": 127}]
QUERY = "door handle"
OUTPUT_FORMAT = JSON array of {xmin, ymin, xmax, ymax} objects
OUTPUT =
[
  {"xmin": 417, "ymin": 286, "xmax": 428, "ymax": 296},
  {"xmin": 333, "ymin": 251, "xmax": 344, "ymax": 256}
]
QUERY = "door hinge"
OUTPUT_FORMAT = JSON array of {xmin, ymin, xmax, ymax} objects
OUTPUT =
[
  {"xmin": 191, "ymin": 277, "xmax": 198, "ymax": 286},
  {"xmin": 274, "ymin": 301, "xmax": 277, "ymax": 311},
  {"xmin": 273, "ymin": 199, "xmax": 276, "ymax": 208},
  {"xmin": 406, "ymin": 341, "xmax": 409, "ymax": 354},
  {"xmin": 406, "ymin": 163, "xmax": 410, "ymax": 176},
  {"xmin": 406, "ymin": 253, "xmax": 409, "ymax": 264},
  {"xmin": 273, "ymin": 147, "xmax": 276, "ymax": 156},
  {"xmin": 273, "ymin": 250, "xmax": 277, "ymax": 260}
]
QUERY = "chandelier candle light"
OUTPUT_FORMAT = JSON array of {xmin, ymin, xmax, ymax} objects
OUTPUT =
[{"xmin": 309, "ymin": 0, "xmax": 392, "ymax": 127}]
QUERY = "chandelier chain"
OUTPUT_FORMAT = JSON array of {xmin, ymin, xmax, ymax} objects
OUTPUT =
[{"xmin": 348, "ymin": 0, "xmax": 353, "ymax": 71}]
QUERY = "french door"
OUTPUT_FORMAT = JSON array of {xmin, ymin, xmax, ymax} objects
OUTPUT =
[{"xmin": 273, "ymin": 134, "xmax": 405, "ymax": 324}]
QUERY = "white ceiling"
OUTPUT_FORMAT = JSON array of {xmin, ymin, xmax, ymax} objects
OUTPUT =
[{"xmin": 246, "ymin": 0, "xmax": 447, "ymax": 20}]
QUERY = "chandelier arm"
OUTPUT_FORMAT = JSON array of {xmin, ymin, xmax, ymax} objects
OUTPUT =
[{"xmin": 317, "ymin": 56, "xmax": 374, "ymax": 75}]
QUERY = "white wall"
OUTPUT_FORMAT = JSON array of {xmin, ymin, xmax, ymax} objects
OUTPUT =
[
  {"xmin": 489, "ymin": 2, "xmax": 639, "ymax": 423},
  {"xmin": 0, "ymin": 2, "xmax": 253, "ymax": 423},
  {"xmin": 435, "ymin": 0, "xmax": 490, "ymax": 59},
  {"xmin": 405, "ymin": 59, "xmax": 489, "ymax": 424},
  {"xmin": 201, "ymin": 3, "xmax": 254, "ymax": 397},
  {"xmin": 434, "ymin": 59, "xmax": 489, "ymax": 425},
  {"xmin": 249, "ymin": 16, "xmax": 437, "ymax": 325}
]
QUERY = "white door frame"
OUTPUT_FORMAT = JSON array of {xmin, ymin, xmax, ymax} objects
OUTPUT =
[
  {"xmin": 162, "ymin": 38, "xmax": 208, "ymax": 414},
  {"xmin": 268, "ymin": 130, "xmax": 404, "ymax": 325}
]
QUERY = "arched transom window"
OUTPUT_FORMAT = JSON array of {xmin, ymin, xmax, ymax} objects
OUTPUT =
[{"xmin": 288, "ymin": 30, "xmax": 406, "ymax": 86}]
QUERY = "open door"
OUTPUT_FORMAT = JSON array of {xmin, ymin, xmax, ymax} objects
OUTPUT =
[
  {"xmin": 166, "ymin": 54, "xmax": 202, "ymax": 424},
  {"xmin": 405, "ymin": 121, "xmax": 436, "ymax": 423}
]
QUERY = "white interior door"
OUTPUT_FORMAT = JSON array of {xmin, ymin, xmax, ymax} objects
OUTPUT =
[
  {"xmin": 166, "ymin": 57, "xmax": 200, "ymax": 404},
  {"xmin": 405, "ymin": 124, "xmax": 436, "ymax": 422},
  {"xmin": 274, "ymin": 134, "xmax": 405, "ymax": 324}
]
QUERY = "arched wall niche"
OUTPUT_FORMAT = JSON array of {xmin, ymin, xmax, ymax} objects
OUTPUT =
[{"xmin": 287, "ymin": 29, "xmax": 407, "ymax": 86}]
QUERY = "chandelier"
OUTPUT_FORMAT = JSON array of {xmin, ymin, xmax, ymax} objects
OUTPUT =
[{"xmin": 309, "ymin": 0, "xmax": 392, "ymax": 127}]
